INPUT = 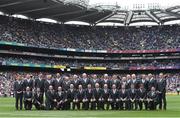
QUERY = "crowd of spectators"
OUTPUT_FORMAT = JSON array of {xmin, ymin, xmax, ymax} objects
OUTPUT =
[
  {"xmin": 0, "ymin": 15, "xmax": 179, "ymax": 50},
  {"xmin": 0, "ymin": 72, "xmax": 179, "ymax": 97},
  {"xmin": 0, "ymin": 56, "xmax": 179, "ymax": 69}
]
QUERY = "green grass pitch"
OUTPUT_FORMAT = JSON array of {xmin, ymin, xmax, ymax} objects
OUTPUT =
[{"xmin": 0, "ymin": 95, "xmax": 179, "ymax": 118}]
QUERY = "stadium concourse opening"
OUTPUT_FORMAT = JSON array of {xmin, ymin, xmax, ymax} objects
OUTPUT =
[{"xmin": 0, "ymin": 0, "xmax": 179, "ymax": 117}]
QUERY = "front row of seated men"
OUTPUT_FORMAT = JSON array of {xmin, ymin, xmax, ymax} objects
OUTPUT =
[{"xmin": 21, "ymin": 83, "xmax": 159, "ymax": 110}]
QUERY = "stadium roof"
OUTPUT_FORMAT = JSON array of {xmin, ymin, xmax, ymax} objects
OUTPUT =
[{"xmin": 0, "ymin": 0, "xmax": 180, "ymax": 26}]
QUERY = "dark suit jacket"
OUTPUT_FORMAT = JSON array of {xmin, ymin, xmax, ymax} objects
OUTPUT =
[
  {"xmin": 23, "ymin": 79, "xmax": 34, "ymax": 91},
  {"xmin": 110, "ymin": 89, "xmax": 119, "ymax": 101},
  {"xmin": 46, "ymin": 90, "xmax": 56, "ymax": 102},
  {"xmin": 24, "ymin": 91, "xmax": 33, "ymax": 101},
  {"xmin": 76, "ymin": 89, "xmax": 85, "ymax": 101},
  {"xmin": 85, "ymin": 89, "xmax": 93, "ymax": 100},
  {"xmin": 80, "ymin": 78, "xmax": 91, "ymax": 89},
  {"xmin": 14, "ymin": 80, "xmax": 24, "ymax": 94},
  {"xmin": 93, "ymin": 88, "xmax": 103, "ymax": 100},
  {"xmin": 111, "ymin": 79, "xmax": 121, "ymax": 89},
  {"xmin": 140, "ymin": 79, "xmax": 149, "ymax": 91},
  {"xmin": 33, "ymin": 92, "xmax": 43, "ymax": 104},
  {"xmin": 147, "ymin": 91, "xmax": 158, "ymax": 101},
  {"xmin": 101, "ymin": 79, "xmax": 111, "ymax": 89},
  {"xmin": 56, "ymin": 91, "xmax": 66, "ymax": 102},
  {"xmin": 128, "ymin": 89, "xmax": 138, "ymax": 99},
  {"xmin": 53, "ymin": 79, "xmax": 63, "ymax": 91},
  {"xmin": 137, "ymin": 88, "xmax": 147, "ymax": 99},
  {"xmin": 119, "ymin": 89, "xmax": 128, "ymax": 99},
  {"xmin": 102, "ymin": 89, "xmax": 110, "ymax": 100},
  {"xmin": 67, "ymin": 89, "xmax": 76, "ymax": 101},
  {"xmin": 34, "ymin": 78, "xmax": 45, "ymax": 92},
  {"xmin": 90, "ymin": 79, "xmax": 102, "ymax": 88},
  {"xmin": 148, "ymin": 78, "xmax": 157, "ymax": 91},
  {"xmin": 70, "ymin": 80, "xmax": 80, "ymax": 89},
  {"xmin": 62, "ymin": 81, "xmax": 71, "ymax": 91},
  {"xmin": 157, "ymin": 79, "xmax": 167, "ymax": 93},
  {"xmin": 44, "ymin": 80, "xmax": 53, "ymax": 92}
]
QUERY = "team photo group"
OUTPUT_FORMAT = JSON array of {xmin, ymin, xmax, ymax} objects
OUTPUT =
[{"xmin": 14, "ymin": 73, "xmax": 167, "ymax": 111}]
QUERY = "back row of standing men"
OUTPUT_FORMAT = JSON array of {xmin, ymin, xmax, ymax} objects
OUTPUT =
[{"xmin": 14, "ymin": 73, "xmax": 167, "ymax": 110}]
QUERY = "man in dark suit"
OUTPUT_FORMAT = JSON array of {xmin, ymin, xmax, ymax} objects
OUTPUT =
[
  {"xmin": 45, "ymin": 85, "xmax": 57, "ymax": 110},
  {"xmin": 147, "ymin": 87, "xmax": 158, "ymax": 110},
  {"xmin": 90, "ymin": 74, "xmax": 101, "ymax": 88},
  {"xmin": 44, "ymin": 75, "xmax": 54, "ymax": 93},
  {"xmin": 80, "ymin": 73, "xmax": 90, "ymax": 89},
  {"xmin": 33, "ymin": 88, "xmax": 44, "ymax": 110},
  {"xmin": 24, "ymin": 87, "xmax": 33, "ymax": 110},
  {"xmin": 74, "ymin": 85, "xmax": 86, "ymax": 110},
  {"xmin": 111, "ymin": 75, "xmax": 121, "ymax": 89},
  {"xmin": 23, "ymin": 74, "xmax": 33, "ymax": 91},
  {"xmin": 56, "ymin": 86, "xmax": 67, "ymax": 110},
  {"xmin": 71, "ymin": 74, "xmax": 80, "ymax": 89},
  {"xmin": 53, "ymin": 73, "xmax": 63, "ymax": 92},
  {"xmin": 85, "ymin": 84, "xmax": 94, "ymax": 110},
  {"xmin": 140, "ymin": 74, "xmax": 149, "ymax": 91},
  {"xmin": 157, "ymin": 73, "xmax": 167, "ymax": 110},
  {"xmin": 34, "ymin": 73, "xmax": 45, "ymax": 93},
  {"xmin": 119, "ymin": 84, "xmax": 129, "ymax": 110},
  {"xmin": 121, "ymin": 77, "xmax": 128, "ymax": 89},
  {"xmin": 130, "ymin": 74, "xmax": 138, "ymax": 89},
  {"xmin": 137, "ymin": 84, "xmax": 147, "ymax": 110},
  {"xmin": 101, "ymin": 84, "xmax": 111, "ymax": 110},
  {"xmin": 62, "ymin": 76, "xmax": 71, "ymax": 91},
  {"xmin": 148, "ymin": 73, "xmax": 157, "ymax": 91},
  {"xmin": 126, "ymin": 74, "xmax": 132, "ymax": 89},
  {"xmin": 93, "ymin": 83, "xmax": 103, "ymax": 110},
  {"xmin": 110, "ymin": 84, "xmax": 119, "ymax": 110},
  {"xmin": 101, "ymin": 74, "xmax": 111, "ymax": 89},
  {"xmin": 128, "ymin": 84, "xmax": 138, "ymax": 110},
  {"xmin": 66, "ymin": 84, "xmax": 76, "ymax": 110},
  {"xmin": 14, "ymin": 74, "xmax": 24, "ymax": 110}
]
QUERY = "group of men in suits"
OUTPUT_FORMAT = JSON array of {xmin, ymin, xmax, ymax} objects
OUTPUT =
[{"xmin": 14, "ymin": 73, "xmax": 167, "ymax": 110}]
